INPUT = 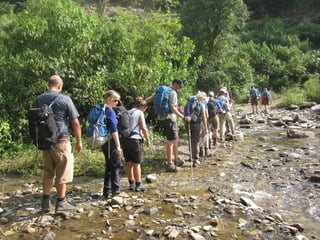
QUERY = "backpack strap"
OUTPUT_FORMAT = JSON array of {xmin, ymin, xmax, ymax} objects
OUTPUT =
[
  {"xmin": 95, "ymin": 104, "xmax": 106, "ymax": 125},
  {"xmin": 48, "ymin": 94, "xmax": 61, "ymax": 109}
]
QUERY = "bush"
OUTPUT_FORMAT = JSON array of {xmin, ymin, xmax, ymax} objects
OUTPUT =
[{"xmin": 303, "ymin": 74, "xmax": 320, "ymax": 102}]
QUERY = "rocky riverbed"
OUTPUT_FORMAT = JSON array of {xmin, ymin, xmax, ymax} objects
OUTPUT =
[{"xmin": 0, "ymin": 103, "xmax": 319, "ymax": 240}]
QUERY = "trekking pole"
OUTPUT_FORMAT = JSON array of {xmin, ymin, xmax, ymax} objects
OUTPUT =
[{"xmin": 188, "ymin": 122, "xmax": 193, "ymax": 180}]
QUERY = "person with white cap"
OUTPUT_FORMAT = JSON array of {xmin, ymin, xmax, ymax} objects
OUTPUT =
[
  {"xmin": 184, "ymin": 91, "xmax": 208, "ymax": 167},
  {"xmin": 207, "ymin": 91, "xmax": 224, "ymax": 146},
  {"xmin": 217, "ymin": 88, "xmax": 235, "ymax": 142}
]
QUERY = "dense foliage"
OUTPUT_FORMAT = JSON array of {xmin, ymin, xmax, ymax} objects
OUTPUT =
[{"xmin": 0, "ymin": 0, "xmax": 320, "ymax": 162}]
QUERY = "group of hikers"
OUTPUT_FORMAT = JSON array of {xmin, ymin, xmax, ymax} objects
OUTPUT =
[
  {"xmin": 249, "ymin": 85, "xmax": 272, "ymax": 114},
  {"xmin": 31, "ymin": 75, "xmax": 271, "ymax": 214}
]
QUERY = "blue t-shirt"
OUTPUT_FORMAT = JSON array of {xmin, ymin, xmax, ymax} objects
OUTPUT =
[
  {"xmin": 250, "ymin": 88, "xmax": 259, "ymax": 97},
  {"xmin": 105, "ymin": 107, "xmax": 118, "ymax": 134}
]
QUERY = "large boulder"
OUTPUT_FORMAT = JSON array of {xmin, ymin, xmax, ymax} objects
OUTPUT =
[
  {"xmin": 311, "ymin": 104, "xmax": 320, "ymax": 115},
  {"xmin": 287, "ymin": 129, "xmax": 315, "ymax": 138}
]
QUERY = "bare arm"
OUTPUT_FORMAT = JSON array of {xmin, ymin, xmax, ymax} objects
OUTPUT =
[
  {"xmin": 144, "ymin": 94, "xmax": 155, "ymax": 104},
  {"xmin": 171, "ymin": 104, "xmax": 191, "ymax": 122},
  {"xmin": 70, "ymin": 118, "xmax": 82, "ymax": 153},
  {"xmin": 138, "ymin": 112, "xmax": 151, "ymax": 147}
]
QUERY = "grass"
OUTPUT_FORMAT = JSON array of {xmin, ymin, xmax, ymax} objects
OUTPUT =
[{"xmin": 0, "ymin": 128, "xmax": 167, "ymax": 178}]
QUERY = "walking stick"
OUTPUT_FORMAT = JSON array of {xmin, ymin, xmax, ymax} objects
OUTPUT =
[{"xmin": 188, "ymin": 122, "xmax": 193, "ymax": 179}]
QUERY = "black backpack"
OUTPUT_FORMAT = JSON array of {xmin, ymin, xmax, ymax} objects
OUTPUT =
[
  {"xmin": 207, "ymin": 98, "xmax": 218, "ymax": 117},
  {"xmin": 113, "ymin": 106, "xmax": 130, "ymax": 144},
  {"xmin": 27, "ymin": 95, "xmax": 61, "ymax": 150}
]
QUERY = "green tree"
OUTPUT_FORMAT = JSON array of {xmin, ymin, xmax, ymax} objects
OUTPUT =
[
  {"xmin": 180, "ymin": 0, "xmax": 248, "ymax": 59},
  {"xmin": 0, "ymin": 0, "xmax": 197, "ymax": 152}
]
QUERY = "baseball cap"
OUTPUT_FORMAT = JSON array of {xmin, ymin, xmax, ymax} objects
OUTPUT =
[{"xmin": 172, "ymin": 78, "xmax": 184, "ymax": 87}]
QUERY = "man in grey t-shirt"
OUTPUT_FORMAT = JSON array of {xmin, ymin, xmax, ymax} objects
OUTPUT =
[
  {"xmin": 33, "ymin": 75, "xmax": 82, "ymax": 213},
  {"xmin": 146, "ymin": 78, "xmax": 191, "ymax": 172}
]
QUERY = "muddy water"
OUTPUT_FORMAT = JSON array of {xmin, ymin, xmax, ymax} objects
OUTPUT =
[{"xmin": 0, "ymin": 109, "xmax": 320, "ymax": 239}]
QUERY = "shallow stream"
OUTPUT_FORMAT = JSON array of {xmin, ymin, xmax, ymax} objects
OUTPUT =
[{"xmin": 0, "ymin": 107, "xmax": 319, "ymax": 239}]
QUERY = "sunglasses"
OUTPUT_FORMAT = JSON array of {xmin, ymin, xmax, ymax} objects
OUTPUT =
[{"xmin": 113, "ymin": 99, "xmax": 119, "ymax": 102}]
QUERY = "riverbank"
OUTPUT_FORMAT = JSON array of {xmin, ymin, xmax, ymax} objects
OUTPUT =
[{"xmin": 0, "ymin": 103, "xmax": 319, "ymax": 240}]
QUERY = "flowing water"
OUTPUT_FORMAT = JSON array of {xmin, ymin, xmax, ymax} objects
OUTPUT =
[{"xmin": 0, "ymin": 108, "xmax": 319, "ymax": 239}]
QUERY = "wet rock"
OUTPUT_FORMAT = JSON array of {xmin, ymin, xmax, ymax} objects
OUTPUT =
[
  {"xmin": 42, "ymin": 231, "xmax": 56, "ymax": 240},
  {"xmin": 287, "ymin": 129, "xmax": 315, "ymax": 138},
  {"xmin": 272, "ymin": 120, "xmax": 287, "ymax": 127},
  {"xmin": 287, "ymin": 104, "xmax": 299, "ymax": 110},
  {"xmin": 144, "ymin": 207, "xmax": 158, "ymax": 216},
  {"xmin": 210, "ymin": 218, "xmax": 218, "ymax": 227},
  {"xmin": 240, "ymin": 196, "xmax": 261, "ymax": 209},
  {"xmin": 238, "ymin": 218, "xmax": 248, "ymax": 227},
  {"xmin": 0, "ymin": 217, "xmax": 9, "ymax": 224},
  {"xmin": 240, "ymin": 161, "xmax": 255, "ymax": 169},
  {"xmin": 146, "ymin": 174, "xmax": 158, "ymax": 183},
  {"xmin": 90, "ymin": 192, "xmax": 101, "ymax": 199},
  {"xmin": 124, "ymin": 219, "xmax": 136, "ymax": 227},
  {"xmin": 291, "ymin": 223, "xmax": 304, "ymax": 232},
  {"xmin": 309, "ymin": 176, "xmax": 320, "ymax": 183},
  {"xmin": 188, "ymin": 230, "xmax": 205, "ymax": 240},
  {"xmin": 224, "ymin": 205, "xmax": 236, "ymax": 215},
  {"xmin": 202, "ymin": 225, "xmax": 212, "ymax": 232},
  {"xmin": 234, "ymin": 131, "xmax": 245, "ymax": 141},
  {"xmin": 163, "ymin": 198, "xmax": 179, "ymax": 203},
  {"xmin": 311, "ymin": 104, "xmax": 320, "ymax": 114},
  {"xmin": 296, "ymin": 234, "xmax": 310, "ymax": 240},
  {"xmin": 256, "ymin": 118, "xmax": 266, "ymax": 123},
  {"xmin": 299, "ymin": 102, "xmax": 317, "ymax": 109},
  {"xmin": 165, "ymin": 227, "xmax": 180, "ymax": 239},
  {"xmin": 281, "ymin": 224, "xmax": 299, "ymax": 235},
  {"xmin": 239, "ymin": 117, "xmax": 253, "ymax": 124},
  {"xmin": 111, "ymin": 196, "xmax": 124, "ymax": 205}
]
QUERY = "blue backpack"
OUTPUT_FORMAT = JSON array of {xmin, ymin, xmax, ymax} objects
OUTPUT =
[
  {"xmin": 153, "ymin": 85, "xmax": 172, "ymax": 116},
  {"xmin": 184, "ymin": 96, "xmax": 201, "ymax": 123},
  {"xmin": 86, "ymin": 103, "xmax": 110, "ymax": 149}
]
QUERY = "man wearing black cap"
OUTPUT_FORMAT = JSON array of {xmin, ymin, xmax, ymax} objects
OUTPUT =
[{"xmin": 146, "ymin": 78, "xmax": 191, "ymax": 172}]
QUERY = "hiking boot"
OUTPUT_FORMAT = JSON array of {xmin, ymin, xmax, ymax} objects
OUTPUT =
[
  {"xmin": 205, "ymin": 148, "xmax": 212, "ymax": 157},
  {"xmin": 174, "ymin": 157, "xmax": 185, "ymax": 167},
  {"xmin": 41, "ymin": 198, "xmax": 52, "ymax": 213},
  {"xmin": 129, "ymin": 183, "xmax": 135, "ymax": 191},
  {"xmin": 212, "ymin": 137, "xmax": 217, "ymax": 146},
  {"xmin": 135, "ymin": 184, "xmax": 146, "ymax": 192},
  {"xmin": 192, "ymin": 160, "xmax": 201, "ymax": 167},
  {"xmin": 100, "ymin": 194, "xmax": 111, "ymax": 200},
  {"xmin": 166, "ymin": 163, "xmax": 180, "ymax": 172},
  {"xmin": 199, "ymin": 147, "xmax": 204, "ymax": 157},
  {"xmin": 55, "ymin": 199, "xmax": 77, "ymax": 212}
]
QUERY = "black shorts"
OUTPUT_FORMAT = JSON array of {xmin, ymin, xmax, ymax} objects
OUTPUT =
[
  {"xmin": 122, "ymin": 138, "xmax": 143, "ymax": 164},
  {"xmin": 159, "ymin": 118, "xmax": 178, "ymax": 141},
  {"xmin": 251, "ymin": 96, "xmax": 258, "ymax": 105}
]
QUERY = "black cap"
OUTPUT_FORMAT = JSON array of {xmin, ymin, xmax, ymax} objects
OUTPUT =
[{"xmin": 172, "ymin": 78, "xmax": 184, "ymax": 87}]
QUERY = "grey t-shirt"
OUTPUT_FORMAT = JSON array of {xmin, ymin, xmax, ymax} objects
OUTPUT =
[{"xmin": 35, "ymin": 90, "xmax": 79, "ymax": 138}]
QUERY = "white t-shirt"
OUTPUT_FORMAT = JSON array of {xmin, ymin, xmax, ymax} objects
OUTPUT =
[{"xmin": 128, "ymin": 108, "xmax": 143, "ymax": 140}]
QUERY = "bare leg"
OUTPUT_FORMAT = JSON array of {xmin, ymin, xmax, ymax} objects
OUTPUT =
[
  {"xmin": 133, "ymin": 163, "xmax": 141, "ymax": 182},
  {"xmin": 173, "ymin": 137, "xmax": 179, "ymax": 160},
  {"xmin": 43, "ymin": 178, "xmax": 54, "ymax": 195},
  {"xmin": 126, "ymin": 162, "xmax": 134, "ymax": 181},
  {"xmin": 55, "ymin": 183, "xmax": 66, "ymax": 199},
  {"xmin": 166, "ymin": 140, "xmax": 175, "ymax": 164}
]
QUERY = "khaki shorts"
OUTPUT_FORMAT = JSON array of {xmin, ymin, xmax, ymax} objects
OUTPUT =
[
  {"xmin": 42, "ymin": 141, "xmax": 74, "ymax": 184},
  {"xmin": 208, "ymin": 116, "xmax": 219, "ymax": 129},
  {"xmin": 159, "ymin": 119, "xmax": 178, "ymax": 141}
]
